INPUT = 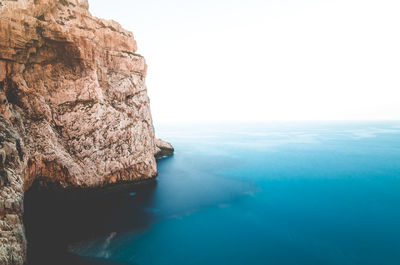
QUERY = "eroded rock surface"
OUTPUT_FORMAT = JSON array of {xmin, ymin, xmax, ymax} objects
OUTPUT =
[
  {"xmin": 155, "ymin": 138, "xmax": 175, "ymax": 158},
  {"xmin": 0, "ymin": 0, "xmax": 172, "ymax": 263}
]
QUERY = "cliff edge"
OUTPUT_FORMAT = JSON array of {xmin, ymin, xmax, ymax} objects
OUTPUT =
[{"xmin": 0, "ymin": 0, "xmax": 172, "ymax": 263}]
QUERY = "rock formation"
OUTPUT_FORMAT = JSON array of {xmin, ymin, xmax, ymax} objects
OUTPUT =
[
  {"xmin": 155, "ymin": 138, "xmax": 174, "ymax": 159},
  {"xmin": 0, "ymin": 0, "xmax": 172, "ymax": 263}
]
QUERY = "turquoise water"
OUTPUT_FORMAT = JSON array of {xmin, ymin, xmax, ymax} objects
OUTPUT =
[{"xmin": 70, "ymin": 122, "xmax": 400, "ymax": 265}]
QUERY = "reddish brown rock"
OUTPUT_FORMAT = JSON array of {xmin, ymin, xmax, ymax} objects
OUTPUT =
[
  {"xmin": 155, "ymin": 138, "xmax": 175, "ymax": 158},
  {"xmin": 0, "ymin": 0, "xmax": 172, "ymax": 263}
]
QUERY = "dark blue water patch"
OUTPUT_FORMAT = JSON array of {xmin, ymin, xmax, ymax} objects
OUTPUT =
[
  {"xmin": 25, "ymin": 122, "xmax": 400, "ymax": 265},
  {"xmin": 23, "ymin": 181, "xmax": 159, "ymax": 265}
]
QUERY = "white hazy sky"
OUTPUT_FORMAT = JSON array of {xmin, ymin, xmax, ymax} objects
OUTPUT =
[{"xmin": 90, "ymin": 0, "xmax": 400, "ymax": 123}]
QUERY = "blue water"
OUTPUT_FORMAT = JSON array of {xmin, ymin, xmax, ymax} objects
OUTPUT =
[{"xmin": 70, "ymin": 122, "xmax": 400, "ymax": 265}]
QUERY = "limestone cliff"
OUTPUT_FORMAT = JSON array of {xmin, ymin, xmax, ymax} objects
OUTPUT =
[{"xmin": 0, "ymin": 0, "xmax": 172, "ymax": 263}]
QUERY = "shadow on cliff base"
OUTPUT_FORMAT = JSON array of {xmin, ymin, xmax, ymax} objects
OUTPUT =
[{"xmin": 23, "ymin": 179, "xmax": 158, "ymax": 265}]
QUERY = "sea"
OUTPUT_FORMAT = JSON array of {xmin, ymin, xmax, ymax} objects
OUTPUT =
[{"xmin": 24, "ymin": 121, "xmax": 400, "ymax": 265}]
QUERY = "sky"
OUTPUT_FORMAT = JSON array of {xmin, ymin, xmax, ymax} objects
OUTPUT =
[{"xmin": 89, "ymin": 0, "xmax": 400, "ymax": 123}]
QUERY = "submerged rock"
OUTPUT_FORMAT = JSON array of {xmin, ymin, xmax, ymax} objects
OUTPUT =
[{"xmin": 0, "ymin": 0, "xmax": 172, "ymax": 263}]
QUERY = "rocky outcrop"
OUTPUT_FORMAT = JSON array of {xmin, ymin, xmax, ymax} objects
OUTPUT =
[
  {"xmin": 0, "ymin": 0, "xmax": 172, "ymax": 264},
  {"xmin": 155, "ymin": 138, "xmax": 174, "ymax": 158}
]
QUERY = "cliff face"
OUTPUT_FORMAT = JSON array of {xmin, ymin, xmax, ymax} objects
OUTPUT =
[{"xmin": 0, "ymin": 0, "xmax": 172, "ymax": 263}]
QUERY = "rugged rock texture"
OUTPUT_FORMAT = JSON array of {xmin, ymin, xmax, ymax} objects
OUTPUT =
[
  {"xmin": 0, "ymin": 0, "xmax": 172, "ymax": 264},
  {"xmin": 155, "ymin": 138, "xmax": 174, "ymax": 159}
]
